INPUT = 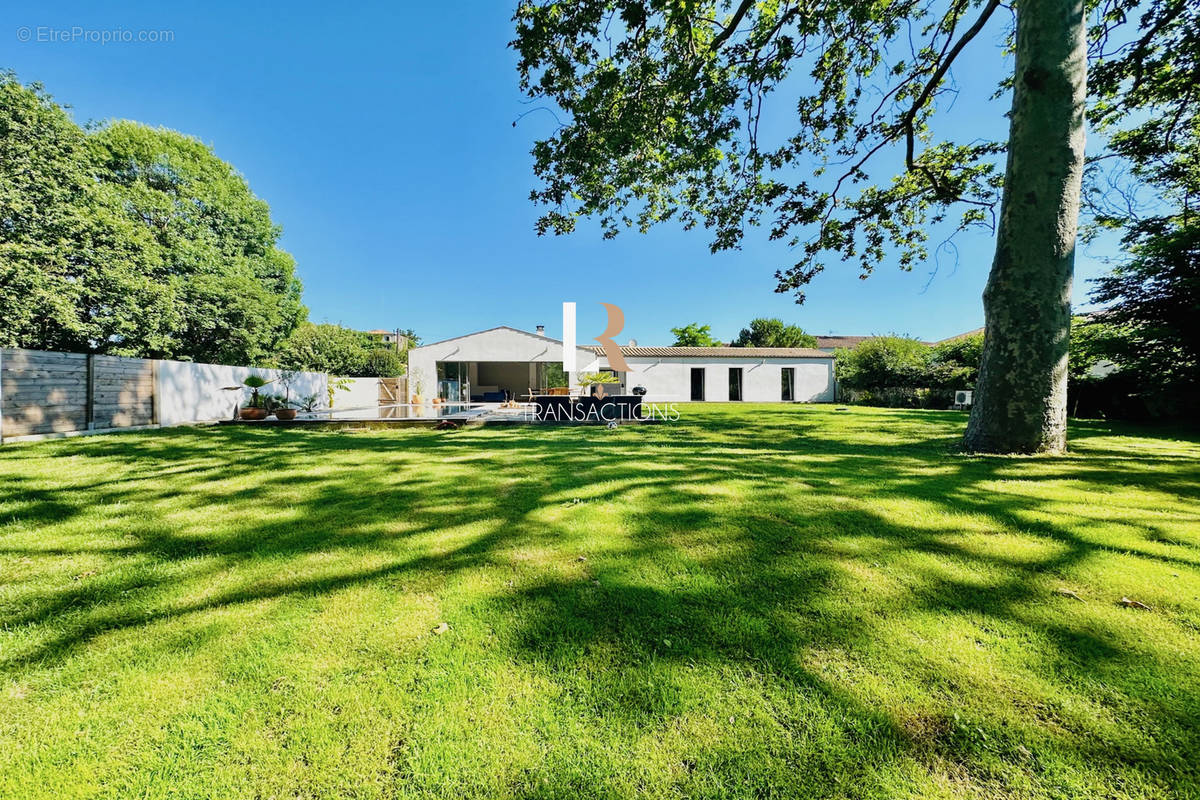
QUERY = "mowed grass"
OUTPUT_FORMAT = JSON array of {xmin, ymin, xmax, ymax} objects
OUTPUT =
[{"xmin": 1, "ymin": 405, "xmax": 1198, "ymax": 800}]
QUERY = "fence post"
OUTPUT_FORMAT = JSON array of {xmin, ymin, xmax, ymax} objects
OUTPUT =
[
  {"xmin": 85, "ymin": 353, "xmax": 96, "ymax": 430},
  {"xmin": 150, "ymin": 359, "xmax": 160, "ymax": 426},
  {"xmin": 0, "ymin": 348, "xmax": 4, "ymax": 445}
]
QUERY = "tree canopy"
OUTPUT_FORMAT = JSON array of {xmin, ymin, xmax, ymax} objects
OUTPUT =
[
  {"xmin": 0, "ymin": 75, "xmax": 166, "ymax": 353},
  {"xmin": 512, "ymin": 0, "xmax": 1194, "ymax": 299},
  {"xmin": 669, "ymin": 322, "xmax": 722, "ymax": 346},
  {"xmin": 835, "ymin": 336, "xmax": 935, "ymax": 391},
  {"xmin": 732, "ymin": 318, "xmax": 816, "ymax": 348},
  {"xmin": 1090, "ymin": 222, "xmax": 1198, "ymax": 391},
  {"xmin": 279, "ymin": 323, "xmax": 406, "ymax": 377},
  {"xmin": 1085, "ymin": 72, "xmax": 1199, "ymax": 399},
  {"xmin": 88, "ymin": 120, "xmax": 305, "ymax": 364},
  {"xmin": 0, "ymin": 73, "xmax": 305, "ymax": 365},
  {"xmin": 361, "ymin": 346, "xmax": 407, "ymax": 378},
  {"xmin": 930, "ymin": 331, "xmax": 984, "ymax": 377},
  {"xmin": 512, "ymin": 0, "xmax": 1012, "ymax": 300}
]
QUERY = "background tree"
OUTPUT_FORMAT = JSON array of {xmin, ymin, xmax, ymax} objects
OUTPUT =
[
  {"xmin": 512, "ymin": 0, "xmax": 1186, "ymax": 452},
  {"xmin": 930, "ymin": 331, "xmax": 985, "ymax": 383},
  {"xmin": 1089, "ymin": 223, "xmax": 1198, "ymax": 391},
  {"xmin": 1085, "ymin": 83, "xmax": 1199, "ymax": 405},
  {"xmin": 1065, "ymin": 316, "xmax": 1130, "ymax": 376},
  {"xmin": 543, "ymin": 361, "xmax": 569, "ymax": 388},
  {"xmin": 670, "ymin": 322, "xmax": 722, "ymax": 347},
  {"xmin": 836, "ymin": 335, "xmax": 977, "ymax": 407},
  {"xmin": 0, "ymin": 75, "xmax": 93, "ymax": 349},
  {"xmin": 1078, "ymin": 0, "xmax": 1200, "ymax": 415},
  {"xmin": 732, "ymin": 318, "xmax": 817, "ymax": 348},
  {"xmin": 361, "ymin": 347, "xmax": 406, "ymax": 378},
  {"xmin": 89, "ymin": 121, "xmax": 305, "ymax": 364},
  {"xmin": 0, "ymin": 74, "xmax": 169, "ymax": 353},
  {"xmin": 0, "ymin": 74, "xmax": 306, "ymax": 363},
  {"xmin": 395, "ymin": 328, "xmax": 421, "ymax": 348},
  {"xmin": 279, "ymin": 323, "xmax": 373, "ymax": 376}
]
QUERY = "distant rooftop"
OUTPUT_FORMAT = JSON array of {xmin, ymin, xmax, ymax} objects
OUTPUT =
[
  {"xmin": 585, "ymin": 345, "xmax": 828, "ymax": 358},
  {"xmin": 932, "ymin": 327, "xmax": 984, "ymax": 345},
  {"xmin": 814, "ymin": 335, "xmax": 876, "ymax": 349},
  {"xmin": 815, "ymin": 334, "xmax": 950, "ymax": 348}
]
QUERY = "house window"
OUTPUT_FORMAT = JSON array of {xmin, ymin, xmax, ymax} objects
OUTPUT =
[
  {"xmin": 690, "ymin": 368, "xmax": 705, "ymax": 401},
  {"xmin": 728, "ymin": 368, "xmax": 743, "ymax": 401},
  {"xmin": 781, "ymin": 368, "xmax": 795, "ymax": 401}
]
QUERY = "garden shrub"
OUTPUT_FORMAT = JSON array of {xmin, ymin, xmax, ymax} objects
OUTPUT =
[
  {"xmin": 836, "ymin": 336, "xmax": 974, "ymax": 409},
  {"xmin": 835, "ymin": 336, "xmax": 931, "ymax": 392}
]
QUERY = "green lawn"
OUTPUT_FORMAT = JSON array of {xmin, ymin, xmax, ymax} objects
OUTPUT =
[{"xmin": 1, "ymin": 405, "xmax": 1198, "ymax": 799}]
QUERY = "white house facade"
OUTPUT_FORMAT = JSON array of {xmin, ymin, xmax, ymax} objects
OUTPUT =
[
  {"xmin": 608, "ymin": 349, "xmax": 834, "ymax": 403},
  {"xmin": 408, "ymin": 327, "xmax": 835, "ymax": 404}
]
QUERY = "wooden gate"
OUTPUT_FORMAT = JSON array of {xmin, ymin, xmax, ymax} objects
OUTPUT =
[{"xmin": 377, "ymin": 377, "xmax": 407, "ymax": 418}]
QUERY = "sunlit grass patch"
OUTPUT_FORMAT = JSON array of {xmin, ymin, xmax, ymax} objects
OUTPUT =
[{"xmin": 0, "ymin": 405, "xmax": 1197, "ymax": 799}]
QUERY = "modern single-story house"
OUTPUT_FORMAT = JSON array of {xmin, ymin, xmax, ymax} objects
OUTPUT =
[{"xmin": 408, "ymin": 326, "xmax": 836, "ymax": 403}]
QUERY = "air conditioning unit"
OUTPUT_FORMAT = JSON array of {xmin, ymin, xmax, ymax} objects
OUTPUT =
[{"xmin": 954, "ymin": 390, "xmax": 974, "ymax": 407}]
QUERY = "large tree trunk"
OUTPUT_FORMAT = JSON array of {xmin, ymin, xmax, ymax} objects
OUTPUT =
[{"xmin": 964, "ymin": 0, "xmax": 1088, "ymax": 454}]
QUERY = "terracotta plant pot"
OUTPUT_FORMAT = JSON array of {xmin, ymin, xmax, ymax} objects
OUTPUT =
[
  {"xmin": 239, "ymin": 407, "xmax": 269, "ymax": 420},
  {"xmin": 274, "ymin": 408, "xmax": 298, "ymax": 421}
]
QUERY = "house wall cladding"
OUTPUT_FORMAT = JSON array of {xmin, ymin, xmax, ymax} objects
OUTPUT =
[{"xmin": 623, "ymin": 357, "xmax": 836, "ymax": 403}]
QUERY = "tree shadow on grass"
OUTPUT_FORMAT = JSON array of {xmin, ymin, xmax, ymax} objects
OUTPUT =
[
  {"xmin": 489, "ymin": 497, "xmax": 1196, "ymax": 795},
  {"xmin": 0, "ymin": 410, "xmax": 1197, "ymax": 795}
]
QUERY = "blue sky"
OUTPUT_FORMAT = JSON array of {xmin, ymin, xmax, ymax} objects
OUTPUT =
[{"xmin": 6, "ymin": 1, "xmax": 1114, "ymax": 346}]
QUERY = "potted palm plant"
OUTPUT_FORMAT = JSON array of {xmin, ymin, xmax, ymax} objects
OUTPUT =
[
  {"xmin": 578, "ymin": 371, "xmax": 620, "ymax": 397},
  {"xmin": 238, "ymin": 375, "xmax": 273, "ymax": 420}
]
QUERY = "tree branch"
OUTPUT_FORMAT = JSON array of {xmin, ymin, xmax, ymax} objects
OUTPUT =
[
  {"xmin": 827, "ymin": 0, "xmax": 1002, "ymax": 210},
  {"xmin": 1130, "ymin": 0, "xmax": 1186, "ymax": 96},
  {"xmin": 903, "ymin": 0, "xmax": 1002, "ymax": 194},
  {"xmin": 710, "ymin": 0, "xmax": 756, "ymax": 50}
]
